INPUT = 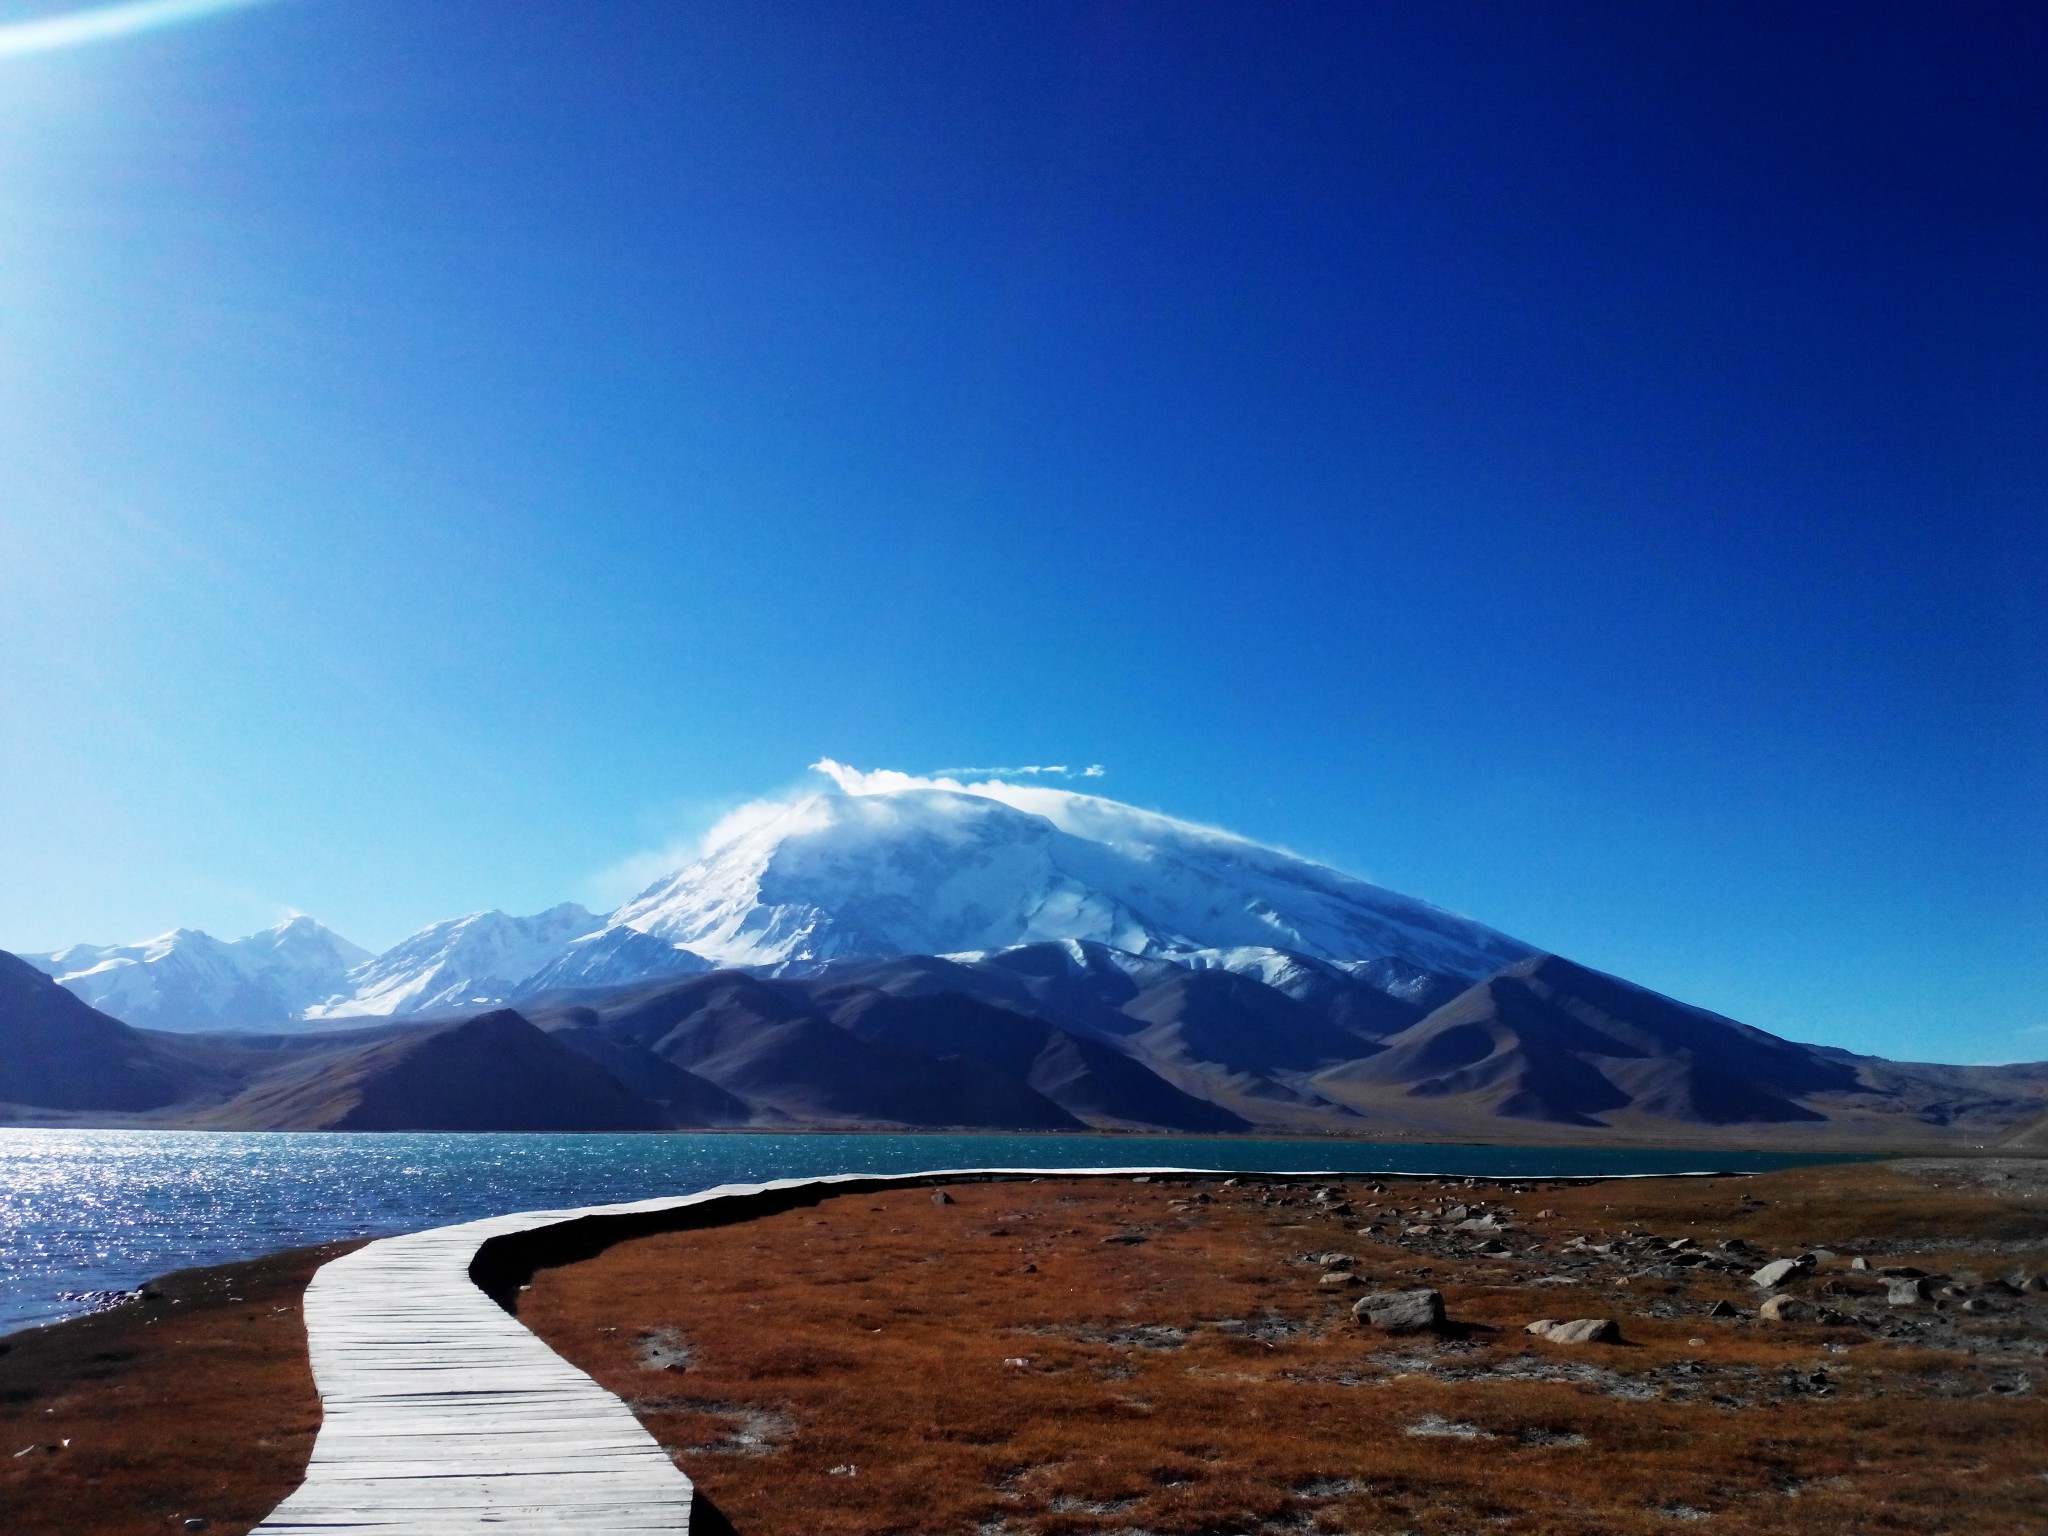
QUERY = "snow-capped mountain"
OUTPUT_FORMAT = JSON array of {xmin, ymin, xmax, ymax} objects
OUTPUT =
[
  {"xmin": 23, "ymin": 769, "xmax": 1534, "ymax": 1029},
  {"xmin": 23, "ymin": 917, "xmax": 371, "ymax": 1033},
  {"xmin": 306, "ymin": 903, "xmax": 601, "ymax": 1019},
  {"xmin": 611, "ymin": 778, "xmax": 1531, "ymax": 986},
  {"xmin": 516, "ymin": 924, "xmax": 712, "ymax": 996}
]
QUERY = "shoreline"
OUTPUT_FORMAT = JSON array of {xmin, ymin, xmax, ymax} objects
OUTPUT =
[
  {"xmin": 5, "ymin": 1158, "xmax": 2045, "ymax": 1534},
  {"xmin": 2, "ymin": 1112, "xmax": 2031, "ymax": 1156},
  {"xmin": 0, "ymin": 1130, "xmax": 1891, "ymax": 1337}
]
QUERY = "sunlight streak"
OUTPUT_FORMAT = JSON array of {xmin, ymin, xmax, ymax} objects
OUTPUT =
[{"xmin": 0, "ymin": 0, "xmax": 279, "ymax": 59}]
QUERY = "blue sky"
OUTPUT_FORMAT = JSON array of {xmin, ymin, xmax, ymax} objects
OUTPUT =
[{"xmin": 0, "ymin": 1, "xmax": 2041, "ymax": 1062}]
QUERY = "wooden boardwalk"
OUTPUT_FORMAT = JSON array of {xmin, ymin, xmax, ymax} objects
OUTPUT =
[{"xmin": 252, "ymin": 1167, "xmax": 1227, "ymax": 1534}]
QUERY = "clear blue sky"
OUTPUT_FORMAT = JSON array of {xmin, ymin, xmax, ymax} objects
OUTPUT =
[{"xmin": 1, "ymin": 1, "xmax": 2042, "ymax": 1063}]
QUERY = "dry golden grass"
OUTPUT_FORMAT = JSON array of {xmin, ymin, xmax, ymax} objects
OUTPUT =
[
  {"xmin": 0, "ymin": 1242, "xmax": 352, "ymax": 1536},
  {"xmin": 522, "ymin": 1165, "xmax": 2048, "ymax": 1536},
  {"xmin": 5, "ymin": 1161, "xmax": 2044, "ymax": 1535}
]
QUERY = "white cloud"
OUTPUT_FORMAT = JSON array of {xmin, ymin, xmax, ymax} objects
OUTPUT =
[
  {"xmin": 583, "ymin": 841, "xmax": 700, "ymax": 912},
  {"xmin": 586, "ymin": 759, "xmax": 1127, "ymax": 915},
  {"xmin": 810, "ymin": 759, "xmax": 961, "ymax": 796},
  {"xmin": 698, "ymin": 797, "xmax": 795, "ymax": 855},
  {"xmin": 802, "ymin": 759, "xmax": 1277, "ymax": 860},
  {"xmin": 813, "ymin": 758, "xmax": 1106, "ymax": 794},
  {"xmin": 580, "ymin": 791, "xmax": 809, "ymax": 911},
  {"xmin": 933, "ymin": 762, "xmax": 1106, "ymax": 781}
]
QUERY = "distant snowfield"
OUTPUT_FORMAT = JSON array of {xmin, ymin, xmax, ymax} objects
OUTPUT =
[{"xmin": 25, "ymin": 768, "xmax": 1531, "ymax": 1033}]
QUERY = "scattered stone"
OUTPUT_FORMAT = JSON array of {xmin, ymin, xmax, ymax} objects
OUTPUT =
[
  {"xmin": 1099, "ymin": 1231, "xmax": 1147, "ymax": 1246},
  {"xmin": 1352, "ymin": 1289, "xmax": 1445, "ymax": 1333},
  {"xmin": 1759, "ymin": 1295, "xmax": 1815, "ymax": 1323},
  {"xmin": 1319, "ymin": 1271, "xmax": 1360, "ymax": 1288},
  {"xmin": 184, "ymin": 1521, "xmax": 209, "ymax": 1533},
  {"xmin": 1526, "ymin": 1318, "xmax": 1621, "ymax": 1344},
  {"xmin": 1405, "ymin": 1413, "xmax": 1492, "ymax": 1439},
  {"xmin": 1706, "ymin": 1300, "xmax": 1741, "ymax": 1319},
  {"xmin": 1887, "ymin": 1277, "xmax": 1932, "ymax": 1306},
  {"xmin": 932, "ymin": 1190, "xmax": 956, "ymax": 1206},
  {"xmin": 635, "ymin": 1328, "xmax": 693, "ymax": 1372},
  {"xmin": 1850, "ymin": 1257, "xmax": 1872, "ymax": 1271},
  {"xmin": 1751, "ymin": 1256, "xmax": 1813, "ymax": 1289}
]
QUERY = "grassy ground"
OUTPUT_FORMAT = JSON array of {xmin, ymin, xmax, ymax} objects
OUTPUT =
[
  {"xmin": 4, "ymin": 1161, "xmax": 2044, "ymax": 1535},
  {"xmin": 521, "ymin": 1162, "xmax": 2048, "ymax": 1536},
  {"xmin": 0, "ymin": 1241, "xmax": 353, "ymax": 1536}
]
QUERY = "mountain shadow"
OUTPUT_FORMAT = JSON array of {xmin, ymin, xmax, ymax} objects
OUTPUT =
[
  {"xmin": 208, "ymin": 1010, "xmax": 667, "ymax": 1132},
  {"xmin": 1317, "ymin": 954, "xmax": 1861, "ymax": 1125},
  {"xmin": 586, "ymin": 972, "xmax": 1086, "ymax": 1130},
  {"xmin": 821, "ymin": 987, "xmax": 1249, "ymax": 1132},
  {"xmin": 0, "ymin": 950, "xmax": 198, "ymax": 1112}
]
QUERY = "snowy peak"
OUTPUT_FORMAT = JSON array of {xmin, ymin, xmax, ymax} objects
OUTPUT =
[
  {"xmin": 613, "ymin": 790, "xmax": 1177, "ymax": 966},
  {"xmin": 234, "ymin": 915, "xmax": 374, "ymax": 978},
  {"xmin": 516, "ymin": 924, "xmax": 711, "ymax": 997},
  {"xmin": 24, "ymin": 918, "xmax": 371, "ymax": 1032},
  {"xmin": 611, "ymin": 782, "xmax": 1531, "ymax": 984},
  {"xmin": 309, "ymin": 903, "xmax": 600, "ymax": 1020},
  {"xmin": 22, "ymin": 771, "xmax": 1533, "ymax": 1028}
]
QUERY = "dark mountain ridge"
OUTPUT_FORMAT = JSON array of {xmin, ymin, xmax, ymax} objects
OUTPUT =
[
  {"xmin": 0, "ymin": 950, "xmax": 201, "ymax": 1112},
  {"xmin": 4, "ymin": 943, "xmax": 2045, "ymax": 1145},
  {"xmin": 1313, "ymin": 955, "xmax": 1857, "ymax": 1126}
]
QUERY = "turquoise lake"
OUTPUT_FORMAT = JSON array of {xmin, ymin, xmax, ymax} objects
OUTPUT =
[{"xmin": 0, "ymin": 1129, "xmax": 1861, "ymax": 1335}]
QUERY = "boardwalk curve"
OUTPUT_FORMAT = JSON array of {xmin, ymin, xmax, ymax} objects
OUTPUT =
[
  {"xmin": 253, "ymin": 1166, "xmax": 1229, "ymax": 1535},
  {"xmin": 255, "ymin": 1160, "xmax": 1736, "ymax": 1532}
]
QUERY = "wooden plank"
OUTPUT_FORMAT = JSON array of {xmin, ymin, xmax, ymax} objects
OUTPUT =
[{"xmin": 253, "ymin": 1166, "xmax": 1251, "ymax": 1534}]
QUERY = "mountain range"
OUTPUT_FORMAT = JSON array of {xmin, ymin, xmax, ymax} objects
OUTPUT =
[
  {"xmin": 23, "ymin": 782, "xmax": 1525, "ymax": 1031},
  {"xmin": 6, "ymin": 772, "xmax": 2046, "ymax": 1144}
]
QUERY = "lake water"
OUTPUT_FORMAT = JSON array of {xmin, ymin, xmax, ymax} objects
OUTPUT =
[{"xmin": 0, "ymin": 1129, "xmax": 1858, "ymax": 1335}]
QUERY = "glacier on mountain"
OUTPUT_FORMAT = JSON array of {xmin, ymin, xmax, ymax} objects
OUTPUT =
[
  {"xmin": 23, "ymin": 917, "xmax": 371, "ymax": 1032},
  {"xmin": 305, "ymin": 902, "xmax": 600, "ymax": 1019},
  {"xmin": 612, "ymin": 782, "xmax": 1529, "ymax": 982},
  {"xmin": 24, "ymin": 769, "xmax": 1534, "ymax": 1027},
  {"xmin": 517, "ymin": 924, "xmax": 712, "ymax": 996}
]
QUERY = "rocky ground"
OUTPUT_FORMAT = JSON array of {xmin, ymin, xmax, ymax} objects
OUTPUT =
[
  {"xmin": 2, "ymin": 1159, "xmax": 2043, "ymax": 1536},
  {"xmin": 523, "ymin": 1159, "xmax": 2048, "ymax": 1536}
]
